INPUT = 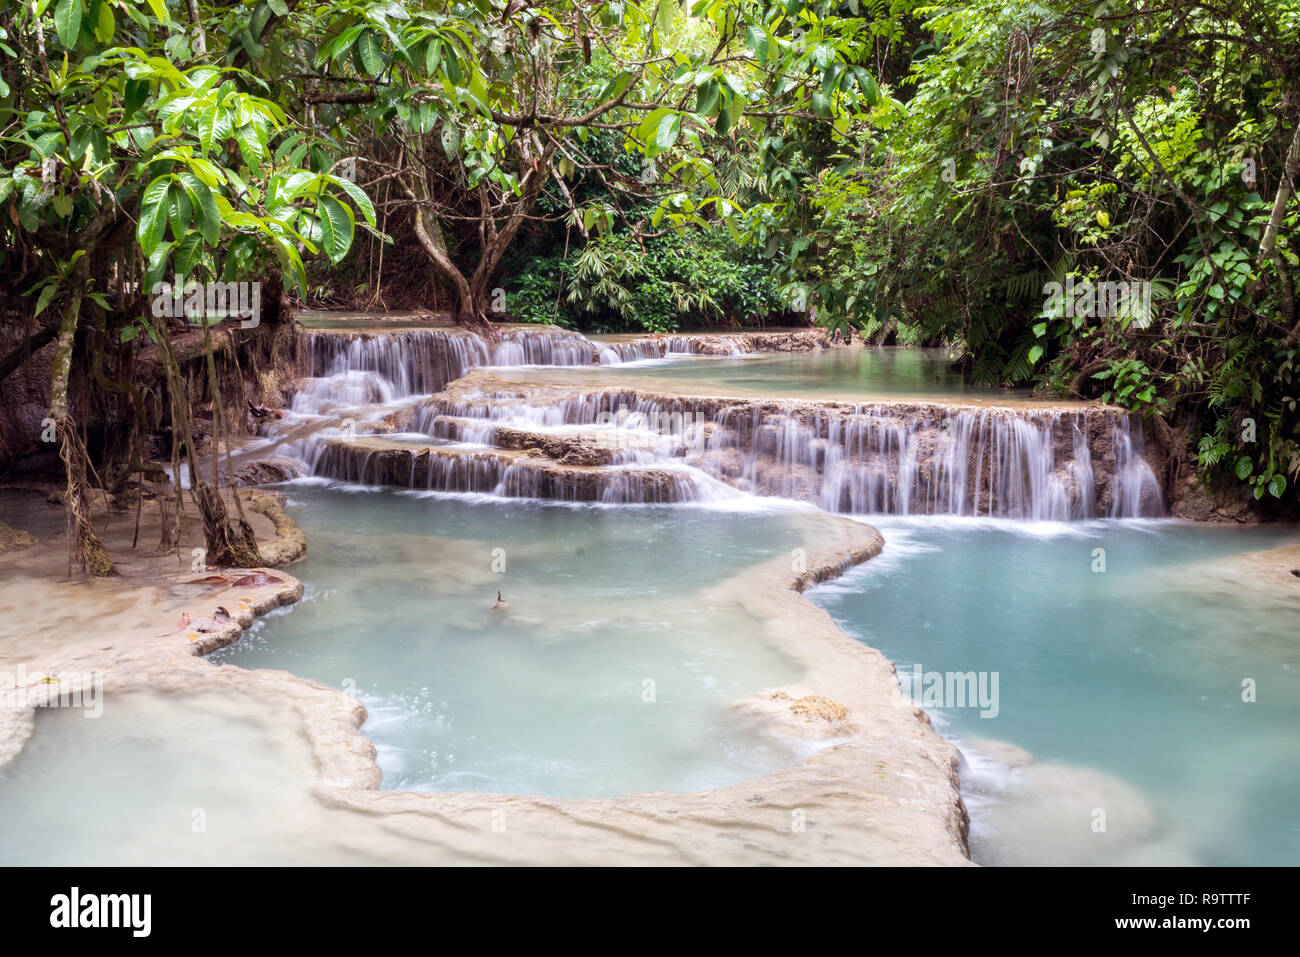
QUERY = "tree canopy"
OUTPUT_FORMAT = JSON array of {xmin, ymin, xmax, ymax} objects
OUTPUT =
[{"xmin": 1, "ymin": 0, "xmax": 1298, "ymax": 574}]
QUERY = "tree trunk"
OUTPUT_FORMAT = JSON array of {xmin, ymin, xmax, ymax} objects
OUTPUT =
[
  {"xmin": 150, "ymin": 313, "xmax": 261, "ymax": 568},
  {"xmin": 47, "ymin": 280, "xmax": 114, "ymax": 576},
  {"xmin": 402, "ymin": 134, "xmax": 557, "ymax": 340}
]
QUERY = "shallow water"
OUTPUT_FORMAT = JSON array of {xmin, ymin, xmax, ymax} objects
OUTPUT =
[
  {"xmin": 548, "ymin": 346, "xmax": 1029, "ymax": 402},
  {"xmin": 0, "ymin": 690, "xmax": 340, "ymax": 865},
  {"xmin": 5, "ymin": 330, "xmax": 1294, "ymax": 866},
  {"xmin": 809, "ymin": 517, "xmax": 1300, "ymax": 866},
  {"xmin": 211, "ymin": 484, "xmax": 817, "ymax": 797},
  {"xmin": 0, "ymin": 488, "xmax": 65, "ymax": 539}
]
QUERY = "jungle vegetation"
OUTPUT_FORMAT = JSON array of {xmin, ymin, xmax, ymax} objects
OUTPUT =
[{"xmin": 0, "ymin": 0, "xmax": 1297, "ymax": 573}]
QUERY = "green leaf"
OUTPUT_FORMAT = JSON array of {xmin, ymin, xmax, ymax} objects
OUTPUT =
[
  {"xmin": 715, "ymin": 95, "xmax": 734, "ymax": 136},
  {"xmin": 745, "ymin": 25, "xmax": 769, "ymax": 64},
  {"xmin": 123, "ymin": 79, "xmax": 148, "ymax": 119},
  {"xmin": 440, "ymin": 123, "xmax": 459, "ymax": 157},
  {"xmin": 94, "ymin": 0, "xmax": 114, "ymax": 43},
  {"xmin": 1268, "ymin": 474, "xmax": 1286, "ymax": 498},
  {"xmin": 1028, "ymin": 344, "xmax": 1044, "ymax": 365},
  {"xmin": 54, "ymin": 0, "xmax": 82, "ymax": 47},
  {"xmin": 168, "ymin": 184, "xmax": 192, "ymax": 239},
  {"xmin": 696, "ymin": 79, "xmax": 719, "ymax": 115},
  {"xmin": 424, "ymin": 37, "xmax": 442, "ymax": 74},
  {"xmin": 356, "ymin": 30, "xmax": 385, "ymax": 77},
  {"xmin": 68, "ymin": 124, "xmax": 94, "ymax": 162},
  {"xmin": 137, "ymin": 177, "xmax": 172, "ymax": 255},
  {"xmin": 655, "ymin": 112, "xmax": 681, "ymax": 152},
  {"xmin": 331, "ymin": 176, "xmax": 376, "ymax": 226},
  {"xmin": 34, "ymin": 283, "xmax": 59, "ymax": 318},
  {"xmin": 655, "ymin": 0, "xmax": 675, "ymax": 36},
  {"xmin": 1235, "ymin": 456, "xmax": 1253, "ymax": 481},
  {"xmin": 317, "ymin": 193, "xmax": 354, "ymax": 263},
  {"xmin": 173, "ymin": 232, "xmax": 204, "ymax": 276},
  {"xmin": 179, "ymin": 172, "xmax": 220, "ymax": 245}
]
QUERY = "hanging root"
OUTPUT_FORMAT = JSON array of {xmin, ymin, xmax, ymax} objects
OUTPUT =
[
  {"xmin": 58, "ymin": 427, "xmax": 115, "ymax": 577},
  {"xmin": 194, "ymin": 482, "xmax": 262, "ymax": 568}
]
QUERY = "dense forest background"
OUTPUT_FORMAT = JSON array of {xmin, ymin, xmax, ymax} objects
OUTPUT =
[{"xmin": 1, "ymin": 0, "xmax": 1298, "ymax": 571}]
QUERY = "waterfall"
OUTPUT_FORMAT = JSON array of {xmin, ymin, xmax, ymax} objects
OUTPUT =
[
  {"xmin": 270, "ymin": 325, "xmax": 1164, "ymax": 517},
  {"xmin": 410, "ymin": 388, "xmax": 1164, "ymax": 518},
  {"xmin": 294, "ymin": 327, "xmax": 602, "ymax": 415},
  {"xmin": 294, "ymin": 327, "xmax": 837, "ymax": 415},
  {"xmin": 307, "ymin": 438, "xmax": 713, "ymax": 504},
  {"xmin": 1109, "ymin": 416, "xmax": 1164, "ymax": 517},
  {"xmin": 596, "ymin": 335, "xmax": 747, "ymax": 363}
]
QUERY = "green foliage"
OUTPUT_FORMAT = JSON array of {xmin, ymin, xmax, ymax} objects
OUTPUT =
[
  {"xmin": 506, "ymin": 230, "xmax": 789, "ymax": 333},
  {"xmin": 762, "ymin": 0, "xmax": 1300, "ymax": 506}
]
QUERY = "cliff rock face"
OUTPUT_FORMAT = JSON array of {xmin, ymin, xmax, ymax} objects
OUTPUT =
[
  {"xmin": 0, "ymin": 329, "xmax": 58, "ymax": 476},
  {"xmin": 1170, "ymin": 474, "xmax": 1267, "ymax": 523}
]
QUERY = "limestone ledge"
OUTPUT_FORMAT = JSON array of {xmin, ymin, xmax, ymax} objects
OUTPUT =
[{"xmin": 0, "ymin": 499, "xmax": 971, "ymax": 865}]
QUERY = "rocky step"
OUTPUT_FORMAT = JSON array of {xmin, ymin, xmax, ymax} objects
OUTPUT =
[
  {"xmin": 312, "ymin": 436, "xmax": 703, "ymax": 503},
  {"xmin": 413, "ymin": 380, "xmax": 1170, "ymax": 518},
  {"xmin": 425, "ymin": 415, "xmax": 676, "ymax": 465}
]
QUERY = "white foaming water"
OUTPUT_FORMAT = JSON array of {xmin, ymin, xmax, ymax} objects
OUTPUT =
[
  {"xmin": 409, "ymin": 384, "xmax": 1164, "ymax": 518},
  {"xmin": 295, "ymin": 327, "xmax": 756, "ymax": 418}
]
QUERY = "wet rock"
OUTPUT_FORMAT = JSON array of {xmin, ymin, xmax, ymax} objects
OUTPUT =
[
  {"xmin": 790, "ymin": 694, "xmax": 850, "ymax": 723},
  {"xmin": 314, "ymin": 437, "xmax": 699, "ymax": 503},
  {"xmin": 0, "ymin": 521, "xmax": 35, "ymax": 553},
  {"xmin": 231, "ymin": 456, "xmax": 306, "ymax": 486},
  {"xmin": 1170, "ymin": 475, "xmax": 1259, "ymax": 523}
]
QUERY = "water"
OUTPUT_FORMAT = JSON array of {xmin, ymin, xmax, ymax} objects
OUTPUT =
[
  {"xmin": 809, "ymin": 517, "xmax": 1300, "ymax": 865},
  {"xmin": 6, "ymin": 322, "xmax": 1290, "ymax": 866},
  {"xmin": 587, "ymin": 346, "xmax": 1026, "ymax": 401},
  {"xmin": 417, "ymin": 388, "xmax": 1158, "ymax": 519},
  {"xmin": 0, "ymin": 690, "xmax": 329, "ymax": 865},
  {"xmin": 285, "ymin": 331, "xmax": 1156, "ymax": 519},
  {"xmin": 210, "ymin": 484, "xmax": 818, "ymax": 797}
]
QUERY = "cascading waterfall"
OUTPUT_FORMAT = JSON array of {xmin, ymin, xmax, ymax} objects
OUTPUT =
[
  {"xmin": 1108, "ymin": 416, "xmax": 1164, "ymax": 517},
  {"xmin": 412, "ymin": 388, "xmax": 1164, "ymax": 518},
  {"xmin": 295, "ymin": 327, "xmax": 769, "ymax": 415},
  {"xmin": 596, "ymin": 335, "xmax": 747, "ymax": 364},
  {"xmin": 308, "ymin": 439, "xmax": 711, "ymax": 504},
  {"xmin": 272, "ymin": 326, "xmax": 1165, "ymax": 517},
  {"xmin": 296, "ymin": 327, "xmax": 602, "ymax": 414}
]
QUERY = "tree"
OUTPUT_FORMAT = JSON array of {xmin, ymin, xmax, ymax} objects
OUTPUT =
[
  {"xmin": 1, "ymin": 0, "xmax": 369, "ymax": 571},
  {"xmin": 271, "ymin": 0, "xmax": 881, "ymax": 336}
]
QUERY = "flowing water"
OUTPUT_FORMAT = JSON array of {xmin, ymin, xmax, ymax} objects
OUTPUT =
[
  {"xmin": 284, "ymin": 330, "xmax": 1163, "ymax": 520},
  {"xmin": 809, "ymin": 516, "xmax": 1300, "ymax": 866},
  {"xmin": 4, "ymin": 323, "xmax": 1295, "ymax": 866}
]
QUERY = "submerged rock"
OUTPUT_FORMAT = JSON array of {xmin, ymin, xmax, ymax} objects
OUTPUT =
[
  {"xmin": 231, "ymin": 456, "xmax": 306, "ymax": 487},
  {"xmin": 0, "ymin": 521, "xmax": 35, "ymax": 553}
]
